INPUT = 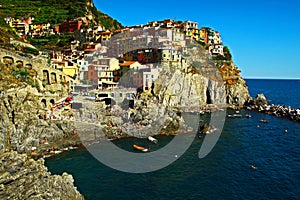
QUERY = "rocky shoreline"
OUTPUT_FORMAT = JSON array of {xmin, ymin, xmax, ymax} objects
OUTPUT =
[
  {"xmin": 0, "ymin": 85, "xmax": 84, "ymax": 199},
  {"xmin": 248, "ymin": 94, "xmax": 300, "ymax": 122},
  {"xmin": 1, "ymin": 38, "xmax": 286, "ymax": 199},
  {"xmin": 0, "ymin": 149, "xmax": 84, "ymax": 200}
]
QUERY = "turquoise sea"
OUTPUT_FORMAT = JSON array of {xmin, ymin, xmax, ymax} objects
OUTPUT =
[{"xmin": 45, "ymin": 79, "xmax": 300, "ymax": 200}]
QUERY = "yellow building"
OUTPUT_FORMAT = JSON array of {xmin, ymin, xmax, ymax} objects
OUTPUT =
[
  {"xmin": 185, "ymin": 29, "xmax": 194, "ymax": 39},
  {"xmin": 199, "ymin": 28, "xmax": 208, "ymax": 43},
  {"xmin": 62, "ymin": 63, "xmax": 79, "ymax": 84},
  {"xmin": 193, "ymin": 29, "xmax": 201, "ymax": 41},
  {"xmin": 185, "ymin": 28, "xmax": 202, "ymax": 41},
  {"xmin": 51, "ymin": 58, "xmax": 79, "ymax": 84},
  {"xmin": 100, "ymin": 31, "xmax": 112, "ymax": 41}
]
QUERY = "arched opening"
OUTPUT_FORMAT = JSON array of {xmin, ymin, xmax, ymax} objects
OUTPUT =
[
  {"xmin": 50, "ymin": 99, "xmax": 55, "ymax": 105},
  {"xmin": 3, "ymin": 56, "xmax": 14, "ymax": 66},
  {"xmin": 206, "ymin": 88, "xmax": 212, "ymax": 104},
  {"xmin": 43, "ymin": 70, "xmax": 50, "ymax": 85},
  {"xmin": 50, "ymin": 72, "xmax": 57, "ymax": 84},
  {"xmin": 16, "ymin": 60, "xmax": 24, "ymax": 67},
  {"xmin": 101, "ymin": 98, "xmax": 116, "ymax": 106},
  {"xmin": 25, "ymin": 63, "xmax": 33, "ymax": 70},
  {"xmin": 41, "ymin": 99, "xmax": 47, "ymax": 107}
]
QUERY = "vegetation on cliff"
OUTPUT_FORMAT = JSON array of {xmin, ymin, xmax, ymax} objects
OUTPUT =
[
  {"xmin": 0, "ymin": 0, "xmax": 121, "ymax": 28},
  {"xmin": 0, "ymin": 62, "xmax": 36, "ymax": 90},
  {"xmin": 0, "ymin": 0, "xmax": 122, "ymax": 49}
]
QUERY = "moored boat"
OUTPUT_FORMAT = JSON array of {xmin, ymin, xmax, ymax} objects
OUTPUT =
[
  {"xmin": 260, "ymin": 119, "xmax": 268, "ymax": 123},
  {"xmin": 148, "ymin": 136, "xmax": 158, "ymax": 144},
  {"xmin": 133, "ymin": 144, "xmax": 148, "ymax": 152}
]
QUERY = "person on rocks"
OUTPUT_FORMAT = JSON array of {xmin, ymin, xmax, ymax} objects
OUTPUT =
[{"xmin": 73, "ymin": 129, "xmax": 78, "ymax": 135}]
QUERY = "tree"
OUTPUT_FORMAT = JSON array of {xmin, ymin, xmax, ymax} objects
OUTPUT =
[{"xmin": 223, "ymin": 46, "xmax": 232, "ymax": 61}]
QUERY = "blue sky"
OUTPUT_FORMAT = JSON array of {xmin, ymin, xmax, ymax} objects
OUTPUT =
[{"xmin": 94, "ymin": 0, "xmax": 300, "ymax": 79}]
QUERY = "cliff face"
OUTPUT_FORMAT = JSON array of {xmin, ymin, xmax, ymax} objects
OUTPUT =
[
  {"xmin": 154, "ymin": 68, "xmax": 226, "ymax": 108},
  {"xmin": 0, "ymin": 150, "xmax": 84, "ymax": 200},
  {"xmin": 153, "ymin": 45, "xmax": 251, "ymax": 109},
  {"xmin": 0, "ymin": 86, "xmax": 80, "ymax": 154},
  {"xmin": 0, "ymin": 67, "xmax": 83, "ymax": 198},
  {"xmin": 226, "ymin": 76, "xmax": 251, "ymax": 106}
]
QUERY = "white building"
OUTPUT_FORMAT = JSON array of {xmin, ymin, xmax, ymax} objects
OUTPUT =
[
  {"xmin": 182, "ymin": 21, "xmax": 198, "ymax": 31},
  {"xmin": 143, "ymin": 67, "xmax": 162, "ymax": 91},
  {"xmin": 209, "ymin": 44, "xmax": 224, "ymax": 56},
  {"xmin": 77, "ymin": 59, "xmax": 89, "ymax": 82},
  {"xmin": 161, "ymin": 49, "xmax": 182, "ymax": 62}
]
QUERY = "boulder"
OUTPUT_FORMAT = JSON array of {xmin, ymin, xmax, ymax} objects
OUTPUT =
[
  {"xmin": 254, "ymin": 93, "xmax": 269, "ymax": 107},
  {"xmin": 0, "ymin": 150, "xmax": 84, "ymax": 200}
]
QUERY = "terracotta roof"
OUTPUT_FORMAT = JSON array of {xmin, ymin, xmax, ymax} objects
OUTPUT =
[
  {"xmin": 120, "ymin": 61, "xmax": 137, "ymax": 67},
  {"xmin": 84, "ymin": 49, "xmax": 95, "ymax": 52},
  {"xmin": 101, "ymin": 32, "xmax": 112, "ymax": 35}
]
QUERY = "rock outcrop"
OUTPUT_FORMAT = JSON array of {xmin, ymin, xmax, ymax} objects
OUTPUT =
[
  {"xmin": 247, "ymin": 93, "xmax": 300, "ymax": 122},
  {"xmin": 154, "ymin": 68, "xmax": 226, "ymax": 109},
  {"xmin": 153, "ymin": 44, "xmax": 251, "ymax": 109},
  {"xmin": 253, "ymin": 93, "xmax": 269, "ymax": 107},
  {"xmin": 0, "ymin": 150, "xmax": 84, "ymax": 200},
  {"xmin": 226, "ymin": 76, "xmax": 252, "ymax": 106},
  {"xmin": 0, "ymin": 64, "xmax": 83, "ymax": 198},
  {"xmin": 0, "ymin": 86, "xmax": 81, "ymax": 156}
]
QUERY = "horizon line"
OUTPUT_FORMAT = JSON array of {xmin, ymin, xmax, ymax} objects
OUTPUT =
[{"xmin": 244, "ymin": 77, "xmax": 300, "ymax": 80}]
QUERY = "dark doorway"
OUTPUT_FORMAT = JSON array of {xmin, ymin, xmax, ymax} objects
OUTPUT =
[
  {"xmin": 41, "ymin": 99, "xmax": 47, "ymax": 107},
  {"xmin": 206, "ymin": 88, "xmax": 212, "ymax": 104}
]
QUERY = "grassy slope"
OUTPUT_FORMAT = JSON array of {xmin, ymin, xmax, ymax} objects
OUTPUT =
[{"xmin": 0, "ymin": 0, "xmax": 122, "ymax": 46}]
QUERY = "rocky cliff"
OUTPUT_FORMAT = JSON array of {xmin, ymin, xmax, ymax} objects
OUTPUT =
[
  {"xmin": 0, "ymin": 63, "xmax": 83, "ymax": 198},
  {"xmin": 0, "ymin": 150, "xmax": 84, "ymax": 200},
  {"xmin": 154, "ymin": 44, "xmax": 251, "ymax": 109},
  {"xmin": 0, "ymin": 85, "xmax": 80, "ymax": 155}
]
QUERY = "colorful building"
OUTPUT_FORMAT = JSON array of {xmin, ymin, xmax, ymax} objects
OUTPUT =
[{"xmin": 59, "ymin": 19, "xmax": 83, "ymax": 33}]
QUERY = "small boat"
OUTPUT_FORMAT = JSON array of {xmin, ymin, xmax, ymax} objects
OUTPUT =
[
  {"xmin": 148, "ymin": 136, "xmax": 158, "ymax": 144},
  {"xmin": 245, "ymin": 114, "xmax": 252, "ymax": 118},
  {"xmin": 260, "ymin": 119, "xmax": 268, "ymax": 123},
  {"xmin": 133, "ymin": 144, "xmax": 148, "ymax": 152},
  {"xmin": 205, "ymin": 127, "xmax": 218, "ymax": 134},
  {"xmin": 43, "ymin": 154, "xmax": 52, "ymax": 158},
  {"xmin": 250, "ymin": 164, "xmax": 257, "ymax": 170},
  {"xmin": 233, "ymin": 114, "xmax": 242, "ymax": 117},
  {"xmin": 50, "ymin": 150, "xmax": 62, "ymax": 154},
  {"xmin": 228, "ymin": 114, "xmax": 242, "ymax": 118}
]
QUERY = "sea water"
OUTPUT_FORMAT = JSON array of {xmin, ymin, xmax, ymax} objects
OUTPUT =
[{"xmin": 45, "ymin": 79, "xmax": 300, "ymax": 199}]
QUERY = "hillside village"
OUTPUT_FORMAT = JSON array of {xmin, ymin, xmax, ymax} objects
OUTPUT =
[{"xmin": 2, "ymin": 17, "xmax": 237, "ymax": 93}]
